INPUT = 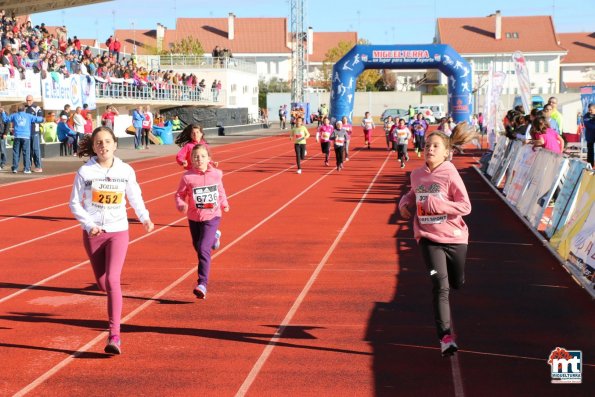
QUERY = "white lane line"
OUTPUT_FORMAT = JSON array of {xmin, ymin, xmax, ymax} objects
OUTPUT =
[
  {"xmin": 13, "ymin": 151, "xmax": 342, "ymax": 396},
  {"xmin": 0, "ymin": 138, "xmax": 289, "ymax": 203},
  {"xmin": 0, "ymin": 145, "xmax": 295, "ymax": 250},
  {"xmin": 235, "ymin": 152, "xmax": 392, "ymax": 397},
  {"xmin": 0, "ymin": 147, "xmax": 305, "ymax": 302}
]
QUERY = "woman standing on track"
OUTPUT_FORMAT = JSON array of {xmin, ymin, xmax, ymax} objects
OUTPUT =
[
  {"xmin": 69, "ymin": 126, "xmax": 154, "ymax": 355},
  {"xmin": 175, "ymin": 144, "xmax": 229, "ymax": 300},
  {"xmin": 316, "ymin": 116, "xmax": 333, "ymax": 166},
  {"xmin": 341, "ymin": 116, "xmax": 353, "ymax": 161},
  {"xmin": 175, "ymin": 124, "xmax": 209, "ymax": 170},
  {"xmin": 361, "ymin": 111, "xmax": 375, "ymax": 150},
  {"xmin": 289, "ymin": 116, "xmax": 310, "ymax": 174},
  {"xmin": 398, "ymin": 122, "xmax": 475, "ymax": 357}
]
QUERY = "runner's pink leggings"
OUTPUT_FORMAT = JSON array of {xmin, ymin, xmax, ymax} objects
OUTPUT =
[{"xmin": 83, "ymin": 230, "xmax": 129, "ymax": 337}]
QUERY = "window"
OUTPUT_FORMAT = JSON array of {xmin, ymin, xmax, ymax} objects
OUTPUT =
[
  {"xmin": 505, "ymin": 32, "xmax": 518, "ymax": 39},
  {"xmin": 230, "ymin": 84, "xmax": 237, "ymax": 93},
  {"xmin": 544, "ymin": 61, "xmax": 549, "ymax": 73},
  {"xmin": 535, "ymin": 62, "xmax": 540, "ymax": 73}
]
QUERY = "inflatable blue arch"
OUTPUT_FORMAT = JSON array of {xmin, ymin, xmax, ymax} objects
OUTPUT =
[{"xmin": 330, "ymin": 44, "xmax": 473, "ymax": 123}]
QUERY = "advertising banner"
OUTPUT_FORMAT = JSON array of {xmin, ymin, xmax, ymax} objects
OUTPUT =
[
  {"xmin": 486, "ymin": 135, "xmax": 508, "ymax": 177},
  {"xmin": 512, "ymin": 51, "xmax": 532, "ymax": 113},
  {"xmin": 0, "ymin": 67, "xmax": 41, "ymax": 97},
  {"xmin": 505, "ymin": 145, "xmax": 539, "ymax": 206},
  {"xmin": 546, "ymin": 160, "xmax": 590, "ymax": 238},
  {"xmin": 41, "ymin": 73, "xmax": 84, "ymax": 110},
  {"xmin": 550, "ymin": 170, "xmax": 595, "ymax": 257}
]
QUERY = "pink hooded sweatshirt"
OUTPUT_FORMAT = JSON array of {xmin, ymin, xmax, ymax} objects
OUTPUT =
[
  {"xmin": 399, "ymin": 161, "xmax": 471, "ymax": 244},
  {"xmin": 175, "ymin": 165, "xmax": 229, "ymax": 222},
  {"xmin": 175, "ymin": 140, "xmax": 209, "ymax": 170}
]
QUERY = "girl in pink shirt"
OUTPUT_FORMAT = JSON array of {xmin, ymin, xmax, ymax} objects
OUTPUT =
[
  {"xmin": 175, "ymin": 145, "xmax": 229, "ymax": 299},
  {"xmin": 316, "ymin": 117, "xmax": 334, "ymax": 166},
  {"xmin": 175, "ymin": 124, "xmax": 210, "ymax": 170},
  {"xmin": 531, "ymin": 116, "xmax": 564, "ymax": 154},
  {"xmin": 341, "ymin": 116, "xmax": 353, "ymax": 161},
  {"xmin": 398, "ymin": 122, "xmax": 476, "ymax": 357}
]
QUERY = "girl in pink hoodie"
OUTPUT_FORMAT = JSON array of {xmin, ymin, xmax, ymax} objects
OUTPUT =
[
  {"xmin": 175, "ymin": 124, "xmax": 209, "ymax": 170},
  {"xmin": 175, "ymin": 145, "xmax": 229, "ymax": 299},
  {"xmin": 398, "ymin": 122, "xmax": 475, "ymax": 357}
]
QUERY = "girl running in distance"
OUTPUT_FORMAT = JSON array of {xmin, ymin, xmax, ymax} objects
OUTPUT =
[
  {"xmin": 175, "ymin": 144, "xmax": 230, "ymax": 300},
  {"xmin": 362, "ymin": 111, "xmax": 375, "ymax": 149},
  {"xmin": 341, "ymin": 116, "xmax": 353, "ymax": 161},
  {"xmin": 384, "ymin": 116, "xmax": 395, "ymax": 151},
  {"xmin": 69, "ymin": 126, "xmax": 154, "ymax": 355},
  {"xmin": 331, "ymin": 120, "xmax": 349, "ymax": 171},
  {"xmin": 392, "ymin": 118, "xmax": 411, "ymax": 168},
  {"xmin": 289, "ymin": 116, "xmax": 310, "ymax": 174},
  {"xmin": 316, "ymin": 116, "xmax": 333, "ymax": 166},
  {"xmin": 175, "ymin": 124, "xmax": 209, "ymax": 170},
  {"xmin": 398, "ymin": 122, "xmax": 476, "ymax": 357}
]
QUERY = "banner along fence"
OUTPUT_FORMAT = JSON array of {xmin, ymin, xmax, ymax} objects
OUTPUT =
[{"xmin": 478, "ymin": 135, "xmax": 594, "ymax": 298}]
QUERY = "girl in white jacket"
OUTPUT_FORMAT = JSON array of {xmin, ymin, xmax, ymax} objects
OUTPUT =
[{"xmin": 69, "ymin": 126, "xmax": 154, "ymax": 355}]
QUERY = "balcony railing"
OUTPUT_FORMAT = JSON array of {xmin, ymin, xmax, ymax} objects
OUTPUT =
[
  {"xmin": 156, "ymin": 55, "xmax": 257, "ymax": 73},
  {"xmin": 94, "ymin": 79, "xmax": 224, "ymax": 104}
]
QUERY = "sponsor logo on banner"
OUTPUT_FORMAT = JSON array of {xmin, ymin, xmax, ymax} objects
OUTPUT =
[
  {"xmin": 548, "ymin": 347, "xmax": 582, "ymax": 384},
  {"xmin": 369, "ymin": 50, "xmax": 433, "ymax": 65}
]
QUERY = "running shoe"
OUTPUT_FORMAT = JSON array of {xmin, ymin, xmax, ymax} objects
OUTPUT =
[
  {"xmin": 104, "ymin": 335, "xmax": 122, "ymax": 354},
  {"xmin": 32, "ymin": 168, "xmax": 43, "ymax": 173},
  {"xmin": 193, "ymin": 284, "xmax": 207, "ymax": 299},
  {"xmin": 440, "ymin": 334, "xmax": 458, "ymax": 357},
  {"xmin": 24, "ymin": 169, "xmax": 31, "ymax": 174},
  {"xmin": 401, "ymin": 161, "xmax": 405, "ymax": 168},
  {"xmin": 212, "ymin": 230, "xmax": 222, "ymax": 250},
  {"xmin": 296, "ymin": 169, "xmax": 302, "ymax": 174}
]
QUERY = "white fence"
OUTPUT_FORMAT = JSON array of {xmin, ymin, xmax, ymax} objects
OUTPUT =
[{"xmin": 479, "ymin": 135, "xmax": 594, "ymax": 298}]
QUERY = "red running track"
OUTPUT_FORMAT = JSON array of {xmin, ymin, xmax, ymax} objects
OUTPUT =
[{"xmin": 0, "ymin": 129, "xmax": 593, "ymax": 396}]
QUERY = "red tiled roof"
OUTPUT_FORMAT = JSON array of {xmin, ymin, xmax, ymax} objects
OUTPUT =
[
  {"xmin": 558, "ymin": 32, "xmax": 595, "ymax": 64},
  {"xmin": 309, "ymin": 32, "xmax": 358, "ymax": 63},
  {"xmin": 112, "ymin": 29, "xmax": 157, "ymax": 55},
  {"xmin": 564, "ymin": 81, "xmax": 595, "ymax": 88},
  {"xmin": 437, "ymin": 15, "xmax": 567, "ymax": 54},
  {"xmin": 163, "ymin": 17, "xmax": 290, "ymax": 54}
]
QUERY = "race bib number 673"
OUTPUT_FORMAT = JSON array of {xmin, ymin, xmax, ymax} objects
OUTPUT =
[{"xmin": 193, "ymin": 184, "xmax": 219, "ymax": 209}]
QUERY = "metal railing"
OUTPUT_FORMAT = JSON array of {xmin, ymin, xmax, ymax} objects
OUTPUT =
[
  {"xmin": 94, "ymin": 80, "xmax": 224, "ymax": 103},
  {"xmin": 156, "ymin": 55, "xmax": 257, "ymax": 73}
]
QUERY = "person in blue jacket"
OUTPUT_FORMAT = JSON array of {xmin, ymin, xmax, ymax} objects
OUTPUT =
[
  {"xmin": 132, "ymin": 105, "xmax": 144, "ymax": 150},
  {"xmin": 8, "ymin": 105, "xmax": 44, "ymax": 173},
  {"xmin": 583, "ymin": 103, "xmax": 595, "ymax": 167},
  {"xmin": 57, "ymin": 114, "xmax": 79, "ymax": 155}
]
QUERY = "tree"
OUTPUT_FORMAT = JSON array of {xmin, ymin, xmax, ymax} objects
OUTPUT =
[
  {"xmin": 259, "ymin": 77, "xmax": 290, "ymax": 109},
  {"xmin": 319, "ymin": 39, "xmax": 383, "ymax": 91},
  {"xmin": 167, "ymin": 37, "xmax": 205, "ymax": 56},
  {"xmin": 431, "ymin": 85, "xmax": 448, "ymax": 95}
]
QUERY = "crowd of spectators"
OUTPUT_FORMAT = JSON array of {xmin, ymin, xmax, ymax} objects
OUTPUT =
[{"xmin": 0, "ymin": 10, "xmax": 223, "ymax": 102}]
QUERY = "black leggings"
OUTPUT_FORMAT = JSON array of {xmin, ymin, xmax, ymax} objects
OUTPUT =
[
  {"xmin": 320, "ymin": 141, "xmax": 330, "ymax": 162},
  {"xmin": 294, "ymin": 144, "xmax": 306, "ymax": 169},
  {"xmin": 419, "ymin": 238, "xmax": 467, "ymax": 338},
  {"xmin": 142, "ymin": 128, "xmax": 150, "ymax": 146}
]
